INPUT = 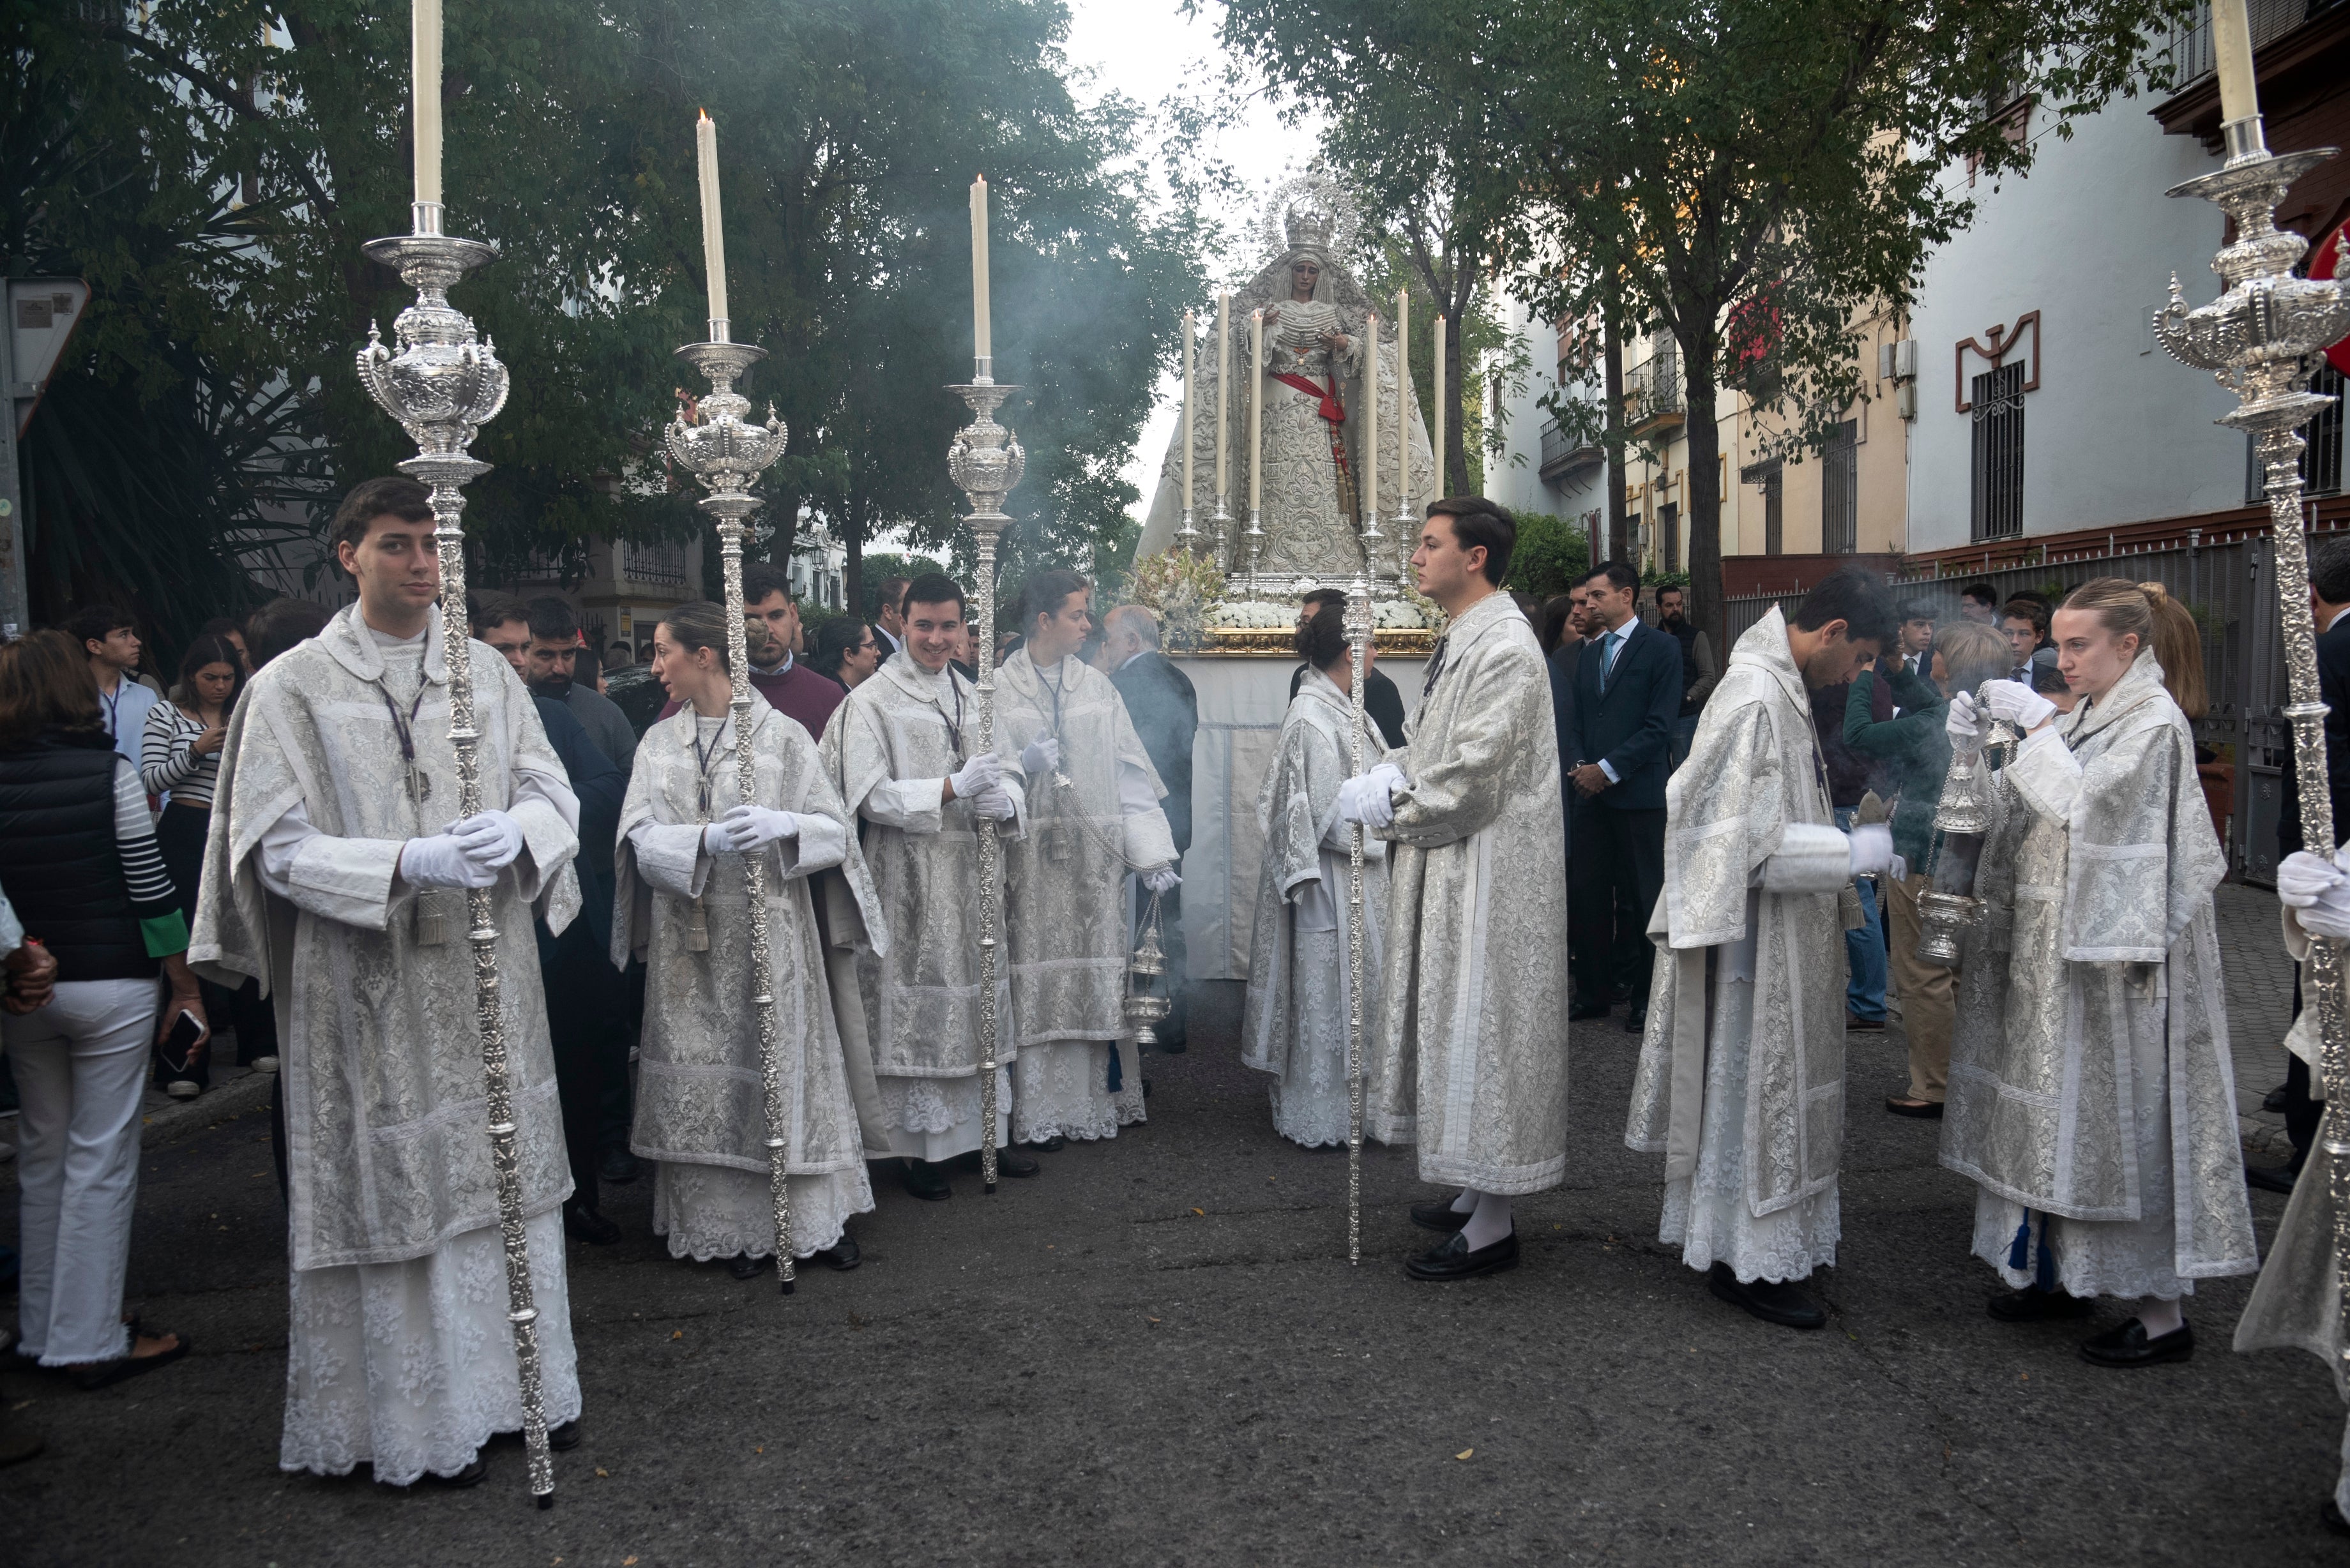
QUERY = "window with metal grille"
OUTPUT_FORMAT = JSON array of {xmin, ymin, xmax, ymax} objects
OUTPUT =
[
  {"xmin": 1970, "ymin": 361, "xmax": 2026, "ymax": 540},
  {"xmin": 1660, "ymin": 501, "xmax": 1679, "ymax": 574},
  {"xmin": 1822, "ymin": 419, "xmax": 1858, "ymax": 554},
  {"xmin": 2245, "ymin": 361, "xmax": 2346, "ymax": 502}
]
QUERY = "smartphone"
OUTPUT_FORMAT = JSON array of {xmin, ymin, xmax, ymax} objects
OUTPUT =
[{"xmin": 156, "ymin": 1009, "xmax": 206, "ymax": 1076}]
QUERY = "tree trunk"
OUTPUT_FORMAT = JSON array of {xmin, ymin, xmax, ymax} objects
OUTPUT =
[
  {"xmin": 1446, "ymin": 269, "xmax": 1474, "ymax": 497},
  {"xmin": 842, "ymin": 519, "xmax": 865, "ymax": 626},
  {"xmin": 1680, "ymin": 348, "xmax": 1724, "ymax": 644},
  {"xmin": 1603, "ymin": 313, "xmax": 1628, "ymax": 564}
]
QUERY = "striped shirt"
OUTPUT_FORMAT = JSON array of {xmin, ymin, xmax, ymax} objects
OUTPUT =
[
  {"xmin": 140, "ymin": 700, "xmax": 222, "ymax": 808},
  {"xmin": 112, "ymin": 756, "xmax": 180, "ymax": 921}
]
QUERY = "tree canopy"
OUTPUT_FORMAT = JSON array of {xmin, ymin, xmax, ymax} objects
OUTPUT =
[{"xmin": 19, "ymin": 0, "xmax": 1202, "ymax": 647}]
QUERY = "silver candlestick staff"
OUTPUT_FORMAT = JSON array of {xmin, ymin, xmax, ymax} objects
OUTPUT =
[
  {"xmin": 2155, "ymin": 115, "xmax": 2350, "ymax": 1364},
  {"xmin": 665, "ymin": 333, "xmax": 796, "ymax": 1291},
  {"xmin": 946, "ymin": 368, "xmax": 1026, "ymax": 1191},
  {"xmin": 1344, "ymin": 569, "xmax": 1373, "ymax": 1265},
  {"xmin": 355, "ymin": 203, "xmax": 554, "ymax": 1507}
]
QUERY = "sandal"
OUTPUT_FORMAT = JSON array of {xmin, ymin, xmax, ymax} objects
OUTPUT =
[{"xmin": 72, "ymin": 1332, "xmax": 191, "ymax": 1391}]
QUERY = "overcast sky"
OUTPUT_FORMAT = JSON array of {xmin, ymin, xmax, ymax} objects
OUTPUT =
[{"xmin": 1058, "ymin": 0, "xmax": 1324, "ymax": 537}]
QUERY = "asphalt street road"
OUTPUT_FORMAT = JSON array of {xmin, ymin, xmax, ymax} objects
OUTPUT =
[{"xmin": 2, "ymin": 983, "xmax": 2340, "ymax": 1567}]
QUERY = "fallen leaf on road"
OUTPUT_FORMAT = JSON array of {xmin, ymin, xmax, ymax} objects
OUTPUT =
[
  {"xmin": 1455, "ymin": 1449, "xmax": 1473, "ymax": 1461},
  {"xmin": 670, "ymin": 1330, "xmax": 683, "ymax": 1341},
  {"xmin": 1190, "ymin": 1207, "xmax": 1204, "ymax": 1216},
  {"xmin": 597, "ymin": 1469, "xmax": 611, "ymax": 1479},
  {"xmin": 755, "ymin": 1446, "xmax": 764, "ymax": 1454}
]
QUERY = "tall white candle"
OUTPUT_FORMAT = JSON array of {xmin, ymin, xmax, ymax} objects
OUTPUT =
[
  {"xmin": 1395, "ymin": 289, "xmax": 1409, "ymax": 510},
  {"xmin": 2211, "ymin": 0, "xmax": 2259, "ymax": 126},
  {"xmin": 1432, "ymin": 315, "xmax": 1447, "ymax": 497},
  {"xmin": 1181, "ymin": 311, "xmax": 1195, "ymax": 515},
  {"xmin": 1215, "ymin": 292, "xmax": 1230, "ymax": 511},
  {"xmin": 1365, "ymin": 312, "xmax": 1379, "ymax": 522},
  {"xmin": 413, "ymin": 0, "xmax": 442, "ymax": 207},
  {"xmin": 695, "ymin": 111, "xmax": 727, "ymax": 333},
  {"xmin": 970, "ymin": 175, "xmax": 991, "ymax": 361},
  {"xmin": 1249, "ymin": 309, "xmax": 1264, "ymax": 516}
]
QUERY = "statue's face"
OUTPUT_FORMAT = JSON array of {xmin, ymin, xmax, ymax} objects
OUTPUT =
[{"xmin": 1291, "ymin": 259, "xmax": 1320, "ymax": 299}]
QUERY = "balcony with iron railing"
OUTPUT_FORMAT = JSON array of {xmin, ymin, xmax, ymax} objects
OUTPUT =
[
  {"xmin": 2164, "ymin": 0, "xmax": 2319, "ymax": 88},
  {"xmin": 1538, "ymin": 416, "xmax": 1603, "ymax": 483},
  {"xmin": 619, "ymin": 540, "xmax": 688, "ymax": 590},
  {"xmin": 1625, "ymin": 357, "xmax": 1684, "ymax": 437}
]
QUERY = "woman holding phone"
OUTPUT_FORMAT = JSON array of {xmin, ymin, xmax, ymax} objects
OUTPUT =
[{"xmin": 0, "ymin": 629, "xmax": 202, "ymax": 1387}]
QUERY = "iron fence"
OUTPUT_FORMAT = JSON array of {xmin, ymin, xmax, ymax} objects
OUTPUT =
[{"xmin": 1717, "ymin": 515, "xmax": 2349, "ymax": 885}]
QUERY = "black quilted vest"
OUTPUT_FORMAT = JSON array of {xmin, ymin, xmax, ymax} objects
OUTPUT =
[{"xmin": 0, "ymin": 730, "xmax": 156, "ymax": 980}]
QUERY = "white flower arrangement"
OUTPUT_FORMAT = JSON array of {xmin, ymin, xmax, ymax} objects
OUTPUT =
[{"xmin": 1206, "ymin": 601, "xmax": 1292, "ymax": 629}]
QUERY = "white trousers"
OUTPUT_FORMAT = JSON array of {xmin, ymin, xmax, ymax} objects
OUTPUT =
[{"xmin": 6, "ymin": 977, "xmax": 160, "ymax": 1365}]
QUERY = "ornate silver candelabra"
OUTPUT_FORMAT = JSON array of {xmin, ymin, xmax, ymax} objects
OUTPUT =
[
  {"xmin": 355, "ymin": 203, "xmax": 554, "ymax": 1508},
  {"xmin": 946, "ymin": 368, "xmax": 1026, "ymax": 1191},
  {"xmin": 2156, "ymin": 117, "xmax": 2350, "ymax": 1365},
  {"xmin": 664, "ymin": 333, "xmax": 797, "ymax": 1292},
  {"xmin": 1344, "ymin": 569, "xmax": 1373, "ymax": 1266}
]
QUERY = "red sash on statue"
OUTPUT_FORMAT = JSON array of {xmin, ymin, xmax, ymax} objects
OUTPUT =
[{"xmin": 1271, "ymin": 370, "xmax": 1346, "ymax": 426}]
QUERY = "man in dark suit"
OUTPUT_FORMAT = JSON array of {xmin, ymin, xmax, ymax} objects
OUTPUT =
[
  {"xmin": 1288, "ymin": 587, "xmax": 1408, "ymax": 748},
  {"xmin": 2267, "ymin": 540, "xmax": 2350, "ymax": 1193},
  {"xmin": 1104, "ymin": 603, "xmax": 1199, "ymax": 1050},
  {"xmin": 1565, "ymin": 562, "xmax": 1683, "ymax": 1031}
]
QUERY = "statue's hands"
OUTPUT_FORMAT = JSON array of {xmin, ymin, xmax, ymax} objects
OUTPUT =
[{"xmin": 1321, "ymin": 330, "xmax": 1349, "ymax": 355}]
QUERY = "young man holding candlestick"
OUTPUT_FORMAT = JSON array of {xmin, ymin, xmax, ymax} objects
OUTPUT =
[
  {"xmin": 819, "ymin": 573, "xmax": 1037, "ymax": 1198},
  {"xmin": 192, "ymin": 477, "xmax": 587, "ymax": 1487},
  {"xmin": 1340, "ymin": 498, "xmax": 1572, "ymax": 1279}
]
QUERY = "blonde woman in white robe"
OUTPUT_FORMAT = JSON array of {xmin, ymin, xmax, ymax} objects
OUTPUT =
[
  {"xmin": 616, "ymin": 601, "xmax": 880, "ymax": 1280},
  {"xmin": 1241, "ymin": 599, "xmax": 1388, "ymax": 1147}
]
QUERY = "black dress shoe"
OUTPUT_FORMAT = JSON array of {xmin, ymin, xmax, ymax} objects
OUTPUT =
[
  {"xmin": 727, "ymin": 1253, "xmax": 769, "ymax": 1280},
  {"xmin": 597, "ymin": 1148, "xmax": 642, "ymax": 1186},
  {"xmin": 1153, "ymin": 1034, "xmax": 1188, "ymax": 1055},
  {"xmin": 1622, "ymin": 1006, "xmax": 1646, "ymax": 1034},
  {"xmin": 814, "ymin": 1235, "xmax": 860, "ymax": 1271},
  {"xmin": 955, "ymin": 1148, "xmax": 1040, "ymax": 1178},
  {"xmin": 1846, "ymin": 1013, "xmax": 1885, "ymax": 1032},
  {"xmin": 1404, "ymin": 1229, "xmax": 1519, "ymax": 1281},
  {"xmin": 902, "ymin": 1159, "xmax": 951, "ymax": 1201},
  {"xmin": 1409, "ymin": 1200, "xmax": 1472, "ymax": 1233},
  {"xmin": 1017, "ymin": 1135, "xmax": 1066, "ymax": 1152},
  {"xmin": 2080, "ymin": 1317, "xmax": 2194, "ymax": 1367},
  {"xmin": 563, "ymin": 1202, "xmax": 621, "ymax": 1246},
  {"xmin": 1987, "ymin": 1286, "xmax": 2093, "ymax": 1322},
  {"xmin": 549, "ymin": 1420, "xmax": 581, "ymax": 1452},
  {"xmin": 2324, "ymin": 1498, "xmax": 2350, "ymax": 1537},
  {"xmin": 1568, "ymin": 999, "xmax": 1611, "ymax": 1021},
  {"xmin": 1708, "ymin": 1262, "xmax": 1826, "ymax": 1329},
  {"xmin": 403, "ymin": 1456, "xmax": 488, "ymax": 1489},
  {"xmin": 2264, "ymin": 1083, "xmax": 2291, "ymax": 1114},
  {"xmin": 1884, "ymin": 1096, "xmax": 1945, "ymax": 1119},
  {"xmin": 2247, "ymin": 1163, "xmax": 2298, "ymax": 1195}
]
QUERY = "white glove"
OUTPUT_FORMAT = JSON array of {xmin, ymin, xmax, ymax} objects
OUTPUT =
[
  {"xmin": 1982, "ymin": 678, "xmax": 2056, "ymax": 732},
  {"xmin": 1020, "ymin": 735, "xmax": 1060, "ymax": 775},
  {"xmin": 449, "ymin": 809, "xmax": 524, "ymax": 870},
  {"xmin": 967, "ymin": 784, "xmax": 1017, "ymax": 822},
  {"xmin": 715, "ymin": 803, "xmax": 798, "ymax": 852},
  {"xmin": 1846, "ymin": 822, "xmax": 1895, "ymax": 878},
  {"xmin": 1337, "ymin": 762, "xmax": 1404, "ymax": 829},
  {"xmin": 949, "ymin": 753, "xmax": 1002, "ymax": 801},
  {"xmin": 1143, "ymin": 866, "xmax": 1181, "ymax": 894},
  {"xmin": 2277, "ymin": 848, "xmax": 2350, "ymax": 908},
  {"xmin": 1888, "ymin": 853, "xmax": 1909, "ymax": 884},
  {"xmin": 400, "ymin": 833, "xmax": 497, "ymax": 890},
  {"xmin": 701, "ymin": 823, "xmax": 731, "ymax": 855},
  {"xmin": 1944, "ymin": 690, "xmax": 1984, "ymax": 755}
]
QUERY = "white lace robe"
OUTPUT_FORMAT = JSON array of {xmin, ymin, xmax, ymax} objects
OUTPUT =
[
  {"xmin": 615, "ymin": 696, "xmax": 880, "ymax": 1261},
  {"xmin": 1626, "ymin": 608, "xmax": 1849, "ymax": 1283},
  {"xmin": 190, "ymin": 607, "xmax": 584, "ymax": 1484},
  {"xmin": 1942, "ymin": 648, "xmax": 2255, "ymax": 1299},
  {"xmin": 1241, "ymin": 667, "xmax": 1390, "ymax": 1147},
  {"xmin": 821, "ymin": 652, "xmax": 1024, "ymax": 1160},
  {"xmin": 1362, "ymin": 593, "xmax": 1571, "ymax": 1193},
  {"xmin": 996, "ymin": 649, "xmax": 1175, "ymax": 1143}
]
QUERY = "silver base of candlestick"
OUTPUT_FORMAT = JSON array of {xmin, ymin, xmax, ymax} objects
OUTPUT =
[
  {"xmin": 2155, "ymin": 117, "xmax": 2350, "ymax": 1394},
  {"xmin": 947, "ymin": 376, "xmax": 1025, "ymax": 1193},
  {"xmin": 356, "ymin": 223, "xmax": 552, "ymax": 1508},
  {"xmin": 1211, "ymin": 501, "xmax": 1232, "ymax": 573},
  {"xmin": 665, "ymin": 338, "xmax": 798, "ymax": 1293}
]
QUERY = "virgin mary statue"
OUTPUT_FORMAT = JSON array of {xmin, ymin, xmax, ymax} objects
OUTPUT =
[{"xmin": 1136, "ymin": 177, "xmax": 1439, "ymax": 590}]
